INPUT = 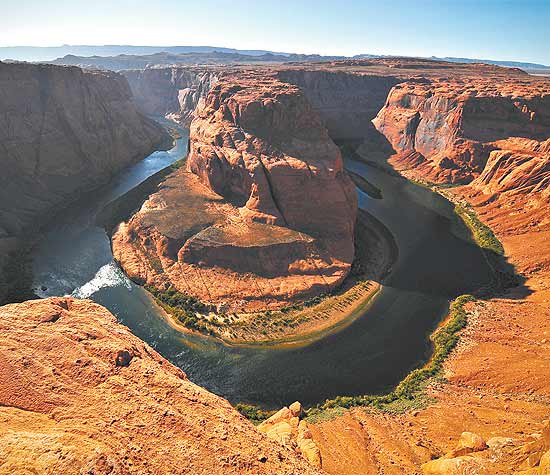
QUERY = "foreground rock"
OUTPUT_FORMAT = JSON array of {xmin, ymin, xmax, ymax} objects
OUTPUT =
[
  {"xmin": 113, "ymin": 72, "xmax": 357, "ymax": 311},
  {"xmin": 0, "ymin": 297, "xmax": 321, "ymax": 474},
  {"xmin": 258, "ymin": 402, "xmax": 322, "ymax": 468},
  {"xmin": 0, "ymin": 61, "xmax": 170, "ymax": 303},
  {"xmin": 421, "ymin": 422, "xmax": 550, "ymax": 474}
]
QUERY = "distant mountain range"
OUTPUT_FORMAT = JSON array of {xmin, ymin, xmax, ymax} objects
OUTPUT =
[
  {"xmin": 429, "ymin": 56, "xmax": 550, "ymax": 70},
  {"xmin": 352, "ymin": 54, "xmax": 550, "ymax": 70},
  {"xmin": 48, "ymin": 51, "xmax": 341, "ymax": 71},
  {"xmin": 1, "ymin": 44, "xmax": 548, "ymax": 71},
  {"xmin": 0, "ymin": 45, "xmax": 293, "ymax": 62}
]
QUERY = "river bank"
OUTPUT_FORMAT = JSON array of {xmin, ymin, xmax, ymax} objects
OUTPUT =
[{"xmin": 142, "ymin": 208, "xmax": 396, "ymax": 347}]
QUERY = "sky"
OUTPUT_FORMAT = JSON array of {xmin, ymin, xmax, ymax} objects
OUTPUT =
[{"xmin": 2, "ymin": 0, "xmax": 550, "ymax": 65}]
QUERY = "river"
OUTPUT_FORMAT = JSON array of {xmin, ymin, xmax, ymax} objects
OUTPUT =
[{"xmin": 31, "ymin": 124, "xmax": 494, "ymax": 408}]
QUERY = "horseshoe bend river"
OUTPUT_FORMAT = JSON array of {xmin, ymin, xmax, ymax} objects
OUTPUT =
[{"xmin": 31, "ymin": 125, "xmax": 495, "ymax": 408}]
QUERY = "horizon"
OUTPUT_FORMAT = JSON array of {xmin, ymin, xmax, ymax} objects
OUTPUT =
[
  {"xmin": 2, "ymin": 0, "xmax": 550, "ymax": 65},
  {"xmin": 2, "ymin": 43, "xmax": 549, "ymax": 68}
]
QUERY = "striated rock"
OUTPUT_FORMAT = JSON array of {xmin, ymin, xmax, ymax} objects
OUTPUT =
[
  {"xmin": 0, "ymin": 61, "xmax": 170, "ymax": 303},
  {"xmin": 0, "ymin": 298, "xmax": 321, "ymax": 475},
  {"xmin": 114, "ymin": 72, "xmax": 357, "ymax": 310}
]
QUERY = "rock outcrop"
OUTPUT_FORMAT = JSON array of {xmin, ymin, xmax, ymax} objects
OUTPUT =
[
  {"xmin": 0, "ymin": 61, "xmax": 170, "ymax": 303},
  {"xmin": 258, "ymin": 402, "xmax": 322, "ymax": 468},
  {"xmin": 0, "ymin": 297, "xmax": 321, "ymax": 474},
  {"xmin": 123, "ymin": 67, "xmax": 219, "ymax": 124},
  {"xmin": 421, "ymin": 422, "xmax": 550, "ymax": 475},
  {"xmin": 113, "ymin": 73, "xmax": 357, "ymax": 310}
]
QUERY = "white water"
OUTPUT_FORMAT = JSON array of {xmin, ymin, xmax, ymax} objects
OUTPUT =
[{"xmin": 72, "ymin": 261, "xmax": 132, "ymax": 299}]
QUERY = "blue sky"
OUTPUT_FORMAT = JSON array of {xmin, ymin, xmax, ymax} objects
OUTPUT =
[{"xmin": 3, "ymin": 0, "xmax": 550, "ymax": 64}]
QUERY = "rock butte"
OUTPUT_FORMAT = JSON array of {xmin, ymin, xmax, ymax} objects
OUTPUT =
[
  {"xmin": 0, "ymin": 57, "xmax": 549, "ymax": 474},
  {"xmin": 113, "ymin": 72, "xmax": 358, "ymax": 311}
]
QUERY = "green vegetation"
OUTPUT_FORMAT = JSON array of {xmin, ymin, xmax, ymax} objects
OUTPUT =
[
  {"xmin": 235, "ymin": 403, "xmax": 276, "ymax": 423},
  {"xmin": 145, "ymin": 285, "xmax": 212, "ymax": 332},
  {"xmin": 454, "ymin": 203, "xmax": 504, "ymax": 255}
]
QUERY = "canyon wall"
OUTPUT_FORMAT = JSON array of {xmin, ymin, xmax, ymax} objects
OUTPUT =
[
  {"xmin": 0, "ymin": 297, "xmax": 320, "ymax": 474},
  {"xmin": 373, "ymin": 76, "xmax": 550, "ymax": 184},
  {"xmin": 0, "ymin": 61, "xmax": 170, "ymax": 303},
  {"xmin": 277, "ymin": 69, "xmax": 399, "ymax": 141},
  {"xmin": 113, "ymin": 72, "xmax": 358, "ymax": 310},
  {"xmin": 122, "ymin": 67, "xmax": 219, "ymax": 124}
]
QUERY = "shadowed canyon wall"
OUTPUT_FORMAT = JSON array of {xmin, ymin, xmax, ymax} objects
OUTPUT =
[
  {"xmin": 122, "ymin": 68, "xmax": 219, "ymax": 124},
  {"xmin": 276, "ymin": 69, "xmax": 400, "ymax": 141},
  {"xmin": 0, "ymin": 61, "xmax": 170, "ymax": 303}
]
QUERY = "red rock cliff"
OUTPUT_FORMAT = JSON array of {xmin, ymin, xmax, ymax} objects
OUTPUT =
[{"xmin": 373, "ymin": 74, "xmax": 550, "ymax": 183}]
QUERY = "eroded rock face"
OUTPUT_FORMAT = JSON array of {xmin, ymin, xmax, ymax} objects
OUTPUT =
[
  {"xmin": 0, "ymin": 297, "xmax": 321, "ymax": 475},
  {"xmin": 113, "ymin": 73, "xmax": 357, "ymax": 310},
  {"xmin": 373, "ymin": 76, "xmax": 550, "ymax": 184},
  {"xmin": 123, "ymin": 67, "xmax": 219, "ymax": 124},
  {"xmin": 0, "ymin": 61, "xmax": 170, "ymax": 302}
]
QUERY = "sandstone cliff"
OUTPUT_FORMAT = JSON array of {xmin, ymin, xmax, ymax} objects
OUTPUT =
[
  {"xmin": 113, "ymin": 73, "xmax": 357, "ymax": 310},
  {"xmin": 0, "ymin": 297, "xmax": 321, "ymax": 474},
  {"xmin": 373, "ymin": 75, "xmax": 550, "ymax": 184},
  {"xmin": 0, "ymin": 61, "xmax": 170, "ymax": 303},
  {"xmin": 123, "ymin": 67, "xmax": 219, "ymax": 124}
]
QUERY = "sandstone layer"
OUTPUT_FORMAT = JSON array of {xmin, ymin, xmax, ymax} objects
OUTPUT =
[
  {"xmin": 113, "ymin": 72, "xmax": 357, "ymax": 311},
  {"xmin": 0, "ymin": 297, "xmax": 321, "ymax": 475},
  {"xmin": 0, "ymin": 61, "xmax": 170, "ymax": 303}
]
